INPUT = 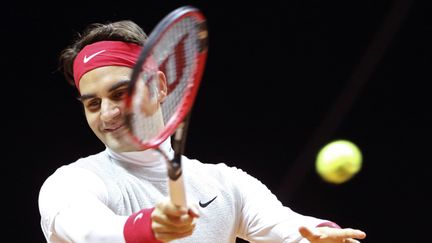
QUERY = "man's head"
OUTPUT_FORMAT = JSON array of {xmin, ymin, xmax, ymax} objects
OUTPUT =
[
  {"xmin": 59, "ymin": 20, "xmax": 167, "ymax": 152},
  {"xmin": 59, "ymin": 20, "xmax": 148, "ymax": 87}
]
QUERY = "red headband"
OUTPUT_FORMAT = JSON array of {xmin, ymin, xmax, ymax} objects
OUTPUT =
[{"xmin": 73, "ymin": 41, "xmax": 142, "ymax": 89}]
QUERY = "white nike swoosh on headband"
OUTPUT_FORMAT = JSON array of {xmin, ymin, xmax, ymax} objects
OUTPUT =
[{"xmin": 83, "ymin": 50, "xmax": 106, "ymax": 63}]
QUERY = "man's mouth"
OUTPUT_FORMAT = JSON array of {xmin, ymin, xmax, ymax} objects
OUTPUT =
[{"xmin": 104, "ymin": 124, "xmax": 126, "ymax": 136}]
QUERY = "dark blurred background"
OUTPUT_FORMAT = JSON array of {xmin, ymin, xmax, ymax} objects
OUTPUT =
[{"xmin": 5, "ymin": 0, "xmax": 431, "ymax": 242}]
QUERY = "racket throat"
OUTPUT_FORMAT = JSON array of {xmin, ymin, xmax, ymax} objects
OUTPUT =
[
  {"xmin": 168, "ymin": 118, "xmax": 189, "ymax": 181},
  {"xmin": 168, "ymin": 155, "xmax": 183, "ymax": 180}
]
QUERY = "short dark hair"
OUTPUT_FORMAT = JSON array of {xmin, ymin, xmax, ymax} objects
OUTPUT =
[{"xmin": 59, "ymin": 20, "xmax": 148, "ymax": 86}]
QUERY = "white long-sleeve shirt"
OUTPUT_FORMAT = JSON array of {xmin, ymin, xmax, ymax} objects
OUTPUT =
[{"xmin": 39, "ymin": 142, "xmax": 330, "ymax": 243}]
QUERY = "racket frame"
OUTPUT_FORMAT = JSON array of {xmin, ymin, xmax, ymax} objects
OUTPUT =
[
  {"xmin": 126, "ymin": 6, "xmax": 207, "ymax": 150},
  {"xmin": 124, "ymin": 6, "xmax": 208, "ymax": 207}
]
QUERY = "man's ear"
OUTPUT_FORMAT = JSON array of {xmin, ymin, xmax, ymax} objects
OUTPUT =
[{"xmin": 157, "ymin": 71, "xmax": 168, "ymax": 102}]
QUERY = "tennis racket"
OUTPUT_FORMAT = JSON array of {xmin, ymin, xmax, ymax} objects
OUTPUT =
[{"xmin": 124, "ymin": 5, "xmax": 208, "ymax": 207}]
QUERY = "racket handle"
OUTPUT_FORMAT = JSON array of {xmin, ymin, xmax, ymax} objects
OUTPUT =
[
  {"xmin": 169, "ymin": 174, "xmax": 187, "ymax": 207},
  {"xmin": 167, "ymin": 153, "xmax": 186, "ymax": 207}
]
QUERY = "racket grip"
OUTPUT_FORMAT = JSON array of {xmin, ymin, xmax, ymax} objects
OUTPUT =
[{"xmin": 169, "ymin": 175, "xmax": 187, "ymax": 207}]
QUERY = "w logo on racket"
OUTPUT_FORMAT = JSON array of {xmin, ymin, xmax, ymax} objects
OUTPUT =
[{"xmin": 159, "ymin": 34, "xmax": 190, "ymax": 94}]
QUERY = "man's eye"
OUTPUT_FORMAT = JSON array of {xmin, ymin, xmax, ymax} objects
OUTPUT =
[
  {"xmin": 86, "ymin": 100, "xmax": 101, "ymax": 110},
  {"xmin": 113, "ymin": 90, "xmax": 128, "ymax": 100}
]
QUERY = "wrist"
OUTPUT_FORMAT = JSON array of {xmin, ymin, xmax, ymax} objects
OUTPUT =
[
  {"xmin": 124, "ymin": 208, "xmax": 162, "ymax": 243},
  {"xmin": 316, "ymin": 221, "xmax": 341, "ymax": 229}
]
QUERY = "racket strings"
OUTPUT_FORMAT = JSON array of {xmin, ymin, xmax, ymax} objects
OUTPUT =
[
  {"xmin": 159, "ymin": 17, "xmax": 199, "ymax": 123},
  {"xmin": 131, "ymin": 16, "xmax": 202, "ymax": 144}
]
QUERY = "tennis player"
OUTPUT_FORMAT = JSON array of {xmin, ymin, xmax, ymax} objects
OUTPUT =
[{"xmin": 38, "ymin": 19, "xmax": 366, "ymax": 243}]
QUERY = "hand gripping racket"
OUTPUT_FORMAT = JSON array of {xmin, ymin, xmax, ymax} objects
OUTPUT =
[{"xmin": 124, "ymin": 6, "xmax": 208, "ymax": 207}]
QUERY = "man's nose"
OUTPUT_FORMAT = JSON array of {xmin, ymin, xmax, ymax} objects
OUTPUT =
[{"xmin": 100, "ymin": 100, "xmax": 121, "ymax": 122}]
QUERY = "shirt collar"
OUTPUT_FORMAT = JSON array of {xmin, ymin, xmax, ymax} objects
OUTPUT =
[{"xmin": 106, "ymin": 137, "xmax": 174, "ymax": 167}]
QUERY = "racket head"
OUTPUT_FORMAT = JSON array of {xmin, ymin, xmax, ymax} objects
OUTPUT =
[{"xmin": 125, "ymin": 6, "xmax": 208, "ymax": 150}]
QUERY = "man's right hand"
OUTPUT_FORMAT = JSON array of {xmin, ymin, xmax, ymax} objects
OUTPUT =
[{"xmin": 151, "ymin": 199, "xmax": 200, "ymax": 242}]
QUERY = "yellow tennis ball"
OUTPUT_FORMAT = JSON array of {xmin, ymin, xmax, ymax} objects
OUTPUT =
[{"xmin": 316, "ymin": 140, "xmax": 362, "ymax": 184}]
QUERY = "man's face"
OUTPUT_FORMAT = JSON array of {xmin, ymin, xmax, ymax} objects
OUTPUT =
[{"xmin": 78, "ymin": 66, "xmax": 139, "ymax": 152}]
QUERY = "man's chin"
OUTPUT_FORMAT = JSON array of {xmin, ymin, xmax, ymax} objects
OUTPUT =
[{"xmin": 105, "ymin": 138, "xmax": 141, "ymax": 153}]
